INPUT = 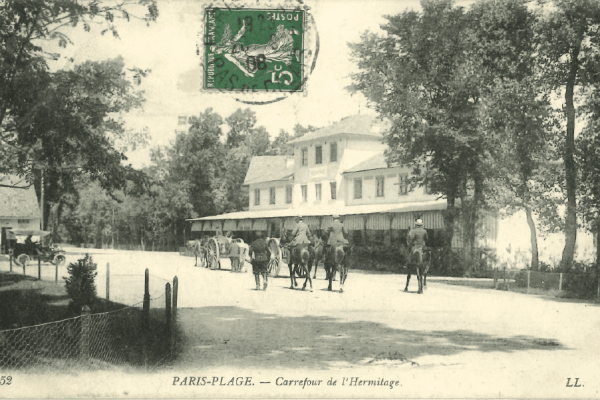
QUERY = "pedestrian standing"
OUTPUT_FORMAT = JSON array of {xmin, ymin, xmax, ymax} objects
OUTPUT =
[
  {"xmin": 249, "ymin": 231, "xmax": 271, "ymax": 290},
  {"xmin": 229, "ymin": 239, "xmax": 241, "ymax": 272}
]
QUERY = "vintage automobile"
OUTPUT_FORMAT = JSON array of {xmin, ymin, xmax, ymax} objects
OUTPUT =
[{"xmin": 9, "ymin": 230, "xmax": 66, "ymax": 267}]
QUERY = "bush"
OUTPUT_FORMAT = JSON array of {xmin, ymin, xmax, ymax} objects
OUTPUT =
[
  {"xmin": 348, "ymin": 245, "xmax": 496, "ymax": 278},
  {"xmin": 350, "ymin": 245, "xmax": 406, "ymax": 272},
  {"xmin": 64, "ymin": 254, "xmax": 98, "ymax": 314},
  {"xmin": 562, "ymin": 272, "xmax": 599, "ymax": 299}
]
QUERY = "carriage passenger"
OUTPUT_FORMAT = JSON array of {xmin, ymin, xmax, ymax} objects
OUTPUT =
[{"xmin": 249, "ymin": 231, "xmax": 270, "ymax": 290}]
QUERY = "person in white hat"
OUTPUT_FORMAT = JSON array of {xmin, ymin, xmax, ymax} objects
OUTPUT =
[
  {"xmin": 407, "ymin": 218, "xmax": 428, "ymax": 261},
  {"xmin": 327, "ymin": 214, "xmax": 349, "ymax": 249}
]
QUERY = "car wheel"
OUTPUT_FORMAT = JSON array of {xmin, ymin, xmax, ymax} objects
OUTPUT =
[
  {"xmin": 53, "ymin": 254, "xmax": 66, "ymax": 265},
  {"xmin": 17, "ymin": 254, "xmax": 30, "ymax": 267}
]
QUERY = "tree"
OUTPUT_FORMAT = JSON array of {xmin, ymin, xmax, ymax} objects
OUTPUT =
[
  {"xmin": 269, "ymin": 129, "xmax": 293, "ymax": 155},
  {"xmin": 470, "ymin": 0, "xmax": 555, "ymax": 270},
  {"xmin": 293, "ymin": 123, "xmax": 318, "ymax": 138},
  {"xmin": 577, "ymin": 89, "xmax": 600, "ymax": 271},
  {"xmin": 225, "ymin": 108, "xmax": 256, "ymax": 149},
  {"xmin": 349, "ymin": 0, "xmax": 487, "ymax": 250},
  {"xmin": 0, "ymin": 0, "xmax": 158, "ymax": 176},
  {"xmin": 214, "ymin": 109, "xmax": 272, "ymax": 214},
  {"xmin": 533, "ymin": 0, "xmax": 600, "ymax": 267},
  {"xmin": 168, "ymin": 108, "xmax": 225, "ymax": 218},
  {"xmin": 17, "ymin": 57, "xmax": 149, "ymax": 229}
]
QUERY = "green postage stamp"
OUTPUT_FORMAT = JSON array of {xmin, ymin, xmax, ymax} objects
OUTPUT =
[{"xmin": 204, "ymin": 7, "xmax": 307, "ymax": 92}]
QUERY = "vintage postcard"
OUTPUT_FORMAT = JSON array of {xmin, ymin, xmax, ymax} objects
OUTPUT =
[{"xmin": 0, "ymin": 0, "xmax": 599, "ymax": 399}]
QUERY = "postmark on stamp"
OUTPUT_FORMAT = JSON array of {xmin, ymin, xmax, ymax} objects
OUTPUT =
[{"xmin": 201, "ymin": 4, "xmax": 316, "ymax": 98}]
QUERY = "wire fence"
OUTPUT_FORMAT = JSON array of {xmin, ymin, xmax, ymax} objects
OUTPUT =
[{"xmin": 0, "ymin": 256, "xmax": 178, "ymax": 372}]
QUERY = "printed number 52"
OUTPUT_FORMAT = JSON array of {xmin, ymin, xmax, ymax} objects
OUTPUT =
[{"xmin": 0, "ymin": 376, "xmax": 12, "ymax": 385}]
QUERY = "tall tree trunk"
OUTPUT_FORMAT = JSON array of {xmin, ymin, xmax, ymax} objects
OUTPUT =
[
  {"xmin": 444, "ymin": 194, "xmax": 456, "ymax": 248},
  {"xmin": 525, "ymin": 206, "xmax": 539, "ymax": 270},
  {"xmin": 562, "ymin": 43, "xmax": 580, "ymax": 268},
  {"xmin": 523, "ymin": 184, "xmax": 539, "ymax": 270}
]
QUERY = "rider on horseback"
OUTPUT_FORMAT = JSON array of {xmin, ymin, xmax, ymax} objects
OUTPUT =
[
  {"xmin": 287, "ymin": 216, "xmax": 313, "ymax": 250},
  {"xmin": 326, "ymin": 214, "xmax": 349, "ymax": 251},
  {"xmin": 408, "ymin": 218, "xmax": 428, "ymax": 263}
]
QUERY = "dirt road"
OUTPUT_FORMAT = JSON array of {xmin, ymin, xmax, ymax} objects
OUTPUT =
[{"xmin": 2, "ymin": 249, "xmax": 599, "ymax": 398}]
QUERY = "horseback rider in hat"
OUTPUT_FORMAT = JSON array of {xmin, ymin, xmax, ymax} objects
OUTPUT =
[
  {"xmin": 407, "ymin": 218, "xmax": 428, "ymax": 264},
  {"xmin": 326, "ymin": 214, "xmax": 349, "ymax": 253},
  {"xmin": 287, "ymin": 216, "xmax": 313, "ymax": 250}
]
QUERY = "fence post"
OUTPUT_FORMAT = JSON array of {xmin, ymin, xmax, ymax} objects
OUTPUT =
[
  {"xmin": 38, "ymin": 257, "xmax": 41, "ymax": 280},
  {"xmin": 55, "ymin": 259, "xmax": 58, "ymax": 282},
  {"xmin": 166, "ymin": 282, "xmax": 172, "ymax": 338},
  {"xmin": 9, "ymin": 249, "xmax": 12, "ymax": 272},
  {"xmin": 80, "ymin": 305, "xmax": 91, "ymax": 360},
  {"xmin": 143, "ymin": 268, "xmax": 150, "ymax": 331},
  {"xmin": 494, "ymin": 267, "xmax": 498, "ymax": 289},
  {"xmin": 106, "ymin": 263, "xmax": 110, "ymax": 300},
  {"xmin": 527, "ymin": 270, "xmax": 530, "ymax": 294},
  {"xmin": 559, "ymin": 273, "xmax": 563, "ymax": 291},
  {"xmin": 503, "ymin": 266, "xmax": 507, "ymax": 290},
  {"xmin": 173, "ymin": 276, "xmax": 178, "ymax": 322}
]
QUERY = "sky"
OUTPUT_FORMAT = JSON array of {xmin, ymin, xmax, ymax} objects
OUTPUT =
[{"xmin": 47, "ymin": 0, "xmax": 430, "ymax": 167}]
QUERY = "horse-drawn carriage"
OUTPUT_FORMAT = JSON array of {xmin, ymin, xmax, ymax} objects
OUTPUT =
[
  {"xmin": 189, "ymin": 235, "xmax": 250, "ymax": 271},
  {"xmin": 188, "ymin": 235, "xmax": 286, "ymax": 276}
]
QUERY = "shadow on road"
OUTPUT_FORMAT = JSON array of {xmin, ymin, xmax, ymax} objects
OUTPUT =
[{"xmin": 173, "ymin": 306, "xmax": 566, "ymax": 370}]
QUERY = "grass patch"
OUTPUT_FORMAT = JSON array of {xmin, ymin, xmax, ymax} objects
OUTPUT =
[{"xmin": 0, "ymin": 271, "xmax": 173, "ymax": 371}]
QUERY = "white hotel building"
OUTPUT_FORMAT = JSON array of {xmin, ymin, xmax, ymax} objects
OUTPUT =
[{"xmin": 188, "ymin": 115, "xmax": 497, "ymax": 249}]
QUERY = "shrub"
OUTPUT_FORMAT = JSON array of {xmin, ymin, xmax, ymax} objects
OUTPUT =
[
  {"xmin": 64, "ymin": 254, "xmax": 98, "ymax": 314},
  {"xmin": 350, "ymin": 245, "xmax": 406, "ymax": 272},
  {"xmin": 562, "ymin": 272, "xmax": 599, "ymax": 299}
]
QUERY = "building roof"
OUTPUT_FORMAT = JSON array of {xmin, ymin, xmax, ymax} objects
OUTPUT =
[
  {"xmin": 187, "ymin": 199, "xmax": 448, "ymax": 221},
  {"xmin": 287, "ymin": 115, "xmax": 390, "ymax": 145},
  {"xmin": 243, "ymin": 156, "xmax": 294, "ymax": 186},
  {"xmin": 0, "ymin": 176, "xmax": 40, "ymax": 219},
  {"xmin": 344, "ymin": 152, "xmax": 390, "ymax": 173}
]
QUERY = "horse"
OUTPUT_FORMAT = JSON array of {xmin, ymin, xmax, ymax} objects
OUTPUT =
[
  {"xmin": 311, "ymin": 236, "xmax": 326, "ymax": 279},
  {"xmin": 280, "ymin": 232, "xmax": 315, "ymax": 291},
  {"xmin": 189, "ymin": 239, "xmax": 208, "ymax": 268},
  {"xmin": 324, "ymin": 243, "xmax": 348, "ymax": 292},
  {"xmin": 404, "ymin": 247, "xmax": 431, "ymax": 294}
]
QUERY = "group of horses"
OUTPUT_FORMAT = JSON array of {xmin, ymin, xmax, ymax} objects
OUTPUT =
[
  {"xmin": 279, "ymin": 233, "xmax": 349, "ymax": 293},
  {"xmin": 188, "ymin": 231, "xmax": 431, "ymax": 294}
]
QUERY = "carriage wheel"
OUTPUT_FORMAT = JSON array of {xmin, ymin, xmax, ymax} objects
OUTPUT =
[
  {"xmin": 207, "ymin": 238, "xmax": 220, "ymax": 270},
  {"xmin": 17, "ymin": 254, "xmax": 30, "ymax": 268},
  {"xmin": 267, "ymin": 238, "xmax": 282, "ymax": 277}
]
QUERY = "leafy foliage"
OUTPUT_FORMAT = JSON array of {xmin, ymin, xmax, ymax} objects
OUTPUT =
[{"xmin": 64, "ymin": 255, "xmax": 98, "ymax": 314}]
